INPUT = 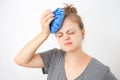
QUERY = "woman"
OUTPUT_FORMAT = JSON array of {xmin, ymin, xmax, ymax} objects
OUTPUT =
[{"xmin": 14, "ymin": 4, "xmax": 117, "ymax": 80}]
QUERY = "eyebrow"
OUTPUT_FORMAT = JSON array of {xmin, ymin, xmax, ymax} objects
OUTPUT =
[
  {"xmin": 56, "ymin": 29, "xmax": 75, "ymax": 35},
  {"xmin": 67, "ymin": 29, "xmax": 75, "ymax": 33}
]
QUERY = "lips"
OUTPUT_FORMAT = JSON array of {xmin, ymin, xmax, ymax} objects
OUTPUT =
[{"xmin": 64, "ymin": 42, "xmax": 72, "ymax": 46}]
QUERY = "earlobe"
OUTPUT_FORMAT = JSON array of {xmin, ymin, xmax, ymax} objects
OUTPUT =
[{"xmin": 81, "ymin": 29, "xmax": 85, "ymax": 39}]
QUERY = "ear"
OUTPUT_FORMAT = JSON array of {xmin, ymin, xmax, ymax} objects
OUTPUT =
[{"xmin": 81, "ymin": 29, "xmax": 85, "ymax": 40}]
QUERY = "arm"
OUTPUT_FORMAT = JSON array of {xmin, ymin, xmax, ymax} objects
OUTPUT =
[{"xmin": 14, "ymin": 9, "xmax": 54, "ymax": 68}]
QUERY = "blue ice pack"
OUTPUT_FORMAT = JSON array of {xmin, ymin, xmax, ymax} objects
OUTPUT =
[{"xmin": 50, "ymin": 8, "xmax": 65, "ymax": 33}]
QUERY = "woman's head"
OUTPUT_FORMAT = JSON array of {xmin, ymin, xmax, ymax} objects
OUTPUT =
[
  {"xmin": 55, "ymin": 4, "xmax": 85, "ymax": 52},
  {"xmin": 63, "ymin": 4, "xmax": 84, "ymax": 30}
]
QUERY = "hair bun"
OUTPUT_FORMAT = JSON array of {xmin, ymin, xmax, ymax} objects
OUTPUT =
[{"xmin": 63, "ymin": 4, "xmax": 77, "ymax": 15}]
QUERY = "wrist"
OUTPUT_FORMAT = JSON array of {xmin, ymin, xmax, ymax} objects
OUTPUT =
[{"xmin": 40, "ymin": 31, "xmax": 50, "ymax": 39}]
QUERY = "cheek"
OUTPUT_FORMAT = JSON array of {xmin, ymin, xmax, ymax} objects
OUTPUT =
[
  {"xmin": 57, "ymin": 38, "xmax": 63, "ymax": 46},
  {"xmin": 72, "ymin": 34, "xmax": 83, "ymax": 45}
]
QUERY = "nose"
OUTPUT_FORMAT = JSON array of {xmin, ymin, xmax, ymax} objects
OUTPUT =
[{"xmin": 63, "ymin": 34, "xmax": 70, "ymax": 40}]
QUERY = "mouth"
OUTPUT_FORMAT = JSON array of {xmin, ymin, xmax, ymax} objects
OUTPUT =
[{"xmin": 64, "ymin": 42, "xmax": 72, "ymax": 46}]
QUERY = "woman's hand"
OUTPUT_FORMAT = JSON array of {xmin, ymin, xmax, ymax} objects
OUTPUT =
[{"xmin": 41, "ymin": 9, "xmax": 54, "ymax": 35}]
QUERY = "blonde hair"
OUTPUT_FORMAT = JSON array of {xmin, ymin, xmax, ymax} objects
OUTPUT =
[{"xmin": 62, "ymin": 4, "xmax": 84, "ymax": 30}]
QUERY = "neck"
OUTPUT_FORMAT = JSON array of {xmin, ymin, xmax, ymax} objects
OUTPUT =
[{"xmin": 65, "ymin": 48, "xmax": 91, "ymax": 65}]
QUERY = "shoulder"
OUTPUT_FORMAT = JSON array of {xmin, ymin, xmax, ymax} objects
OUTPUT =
[
  {"xmin": 39, "ymin": 48, "xmax": 64, "ymax": 55},
  {"xmin": 50, "ymin": 48, "xmax": 65, "ymax": 60},
  {"xmin": 48, "ymin": 48, "xmax": 64, "ymax": 56},
  {"xmin": 85, "ymin": 58, "xmax": 110, "ymax": 79},
  {"xmin": 83, "ymin": 58, "xmax": 117, "ymax": 80},
  {"xmin": 89, "ymin": 58, "xmax": 110, "ymax": 74},
  {"xmin": 91, "ymin": 58, "xmax": 109, "ymax": 71},
  {"xmin": 39, "ymin": 48, "xmax": 65, "ymax": 59}
]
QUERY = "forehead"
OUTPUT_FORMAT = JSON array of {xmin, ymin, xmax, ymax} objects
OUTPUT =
[{"xmin": 57, "ymin": 18, "xmax": 79, "ymax": 33}]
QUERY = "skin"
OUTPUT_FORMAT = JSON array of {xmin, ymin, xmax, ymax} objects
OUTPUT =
[
  {"xmin": 14, "ymin": 9, "xmax": 91, "ymax": 80},
  {"xmin": 56, "ymin": 17, "xmax": 84, "ymax": 52},
  {"xmin": 14, "ymin": 9, "xmax": 54, "ymax": 68},
  {"xmin": 56, "ymin": 17, "xmax": 91, "ymax": 80}
]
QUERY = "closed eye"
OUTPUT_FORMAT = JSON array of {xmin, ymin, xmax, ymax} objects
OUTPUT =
[
  {"xmin": 56, "ymin": 33, "xmax": 63, "ymax": 38},
  {"xmin": 68, "ymin": 32, "xmax": 74, "ymax": 34},
  {"xmin": 68, "ymin": 30, "xmax": 75, "ymax": 35}
]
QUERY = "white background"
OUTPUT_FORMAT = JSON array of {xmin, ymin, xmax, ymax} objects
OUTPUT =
[{"xmin": 0, "ymin": 0, "xmax": 120, "ymax": 80}]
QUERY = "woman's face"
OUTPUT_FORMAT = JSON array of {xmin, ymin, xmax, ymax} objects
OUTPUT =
[{"xmin": 55, "ymin": 17, "xmax": 85, "ymax": 52}]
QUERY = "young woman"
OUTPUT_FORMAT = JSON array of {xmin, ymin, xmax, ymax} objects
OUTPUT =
[{"xmin": 14, "ymin": 4, "xmax": 117, "ymax": 80}]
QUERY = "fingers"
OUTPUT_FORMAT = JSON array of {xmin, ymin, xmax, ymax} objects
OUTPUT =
[
  {"xmin": 41, "ymin": 9, "xmax": 54, "ymax": 25},
  {"xmin": 40, "ymin": 9, "xmax": 55, "ymax": 34}
]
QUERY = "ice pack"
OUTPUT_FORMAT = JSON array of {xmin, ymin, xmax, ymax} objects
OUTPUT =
[{"xmin": 50, "ymin": 8, "xmax": 65, "ymax": 33}]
